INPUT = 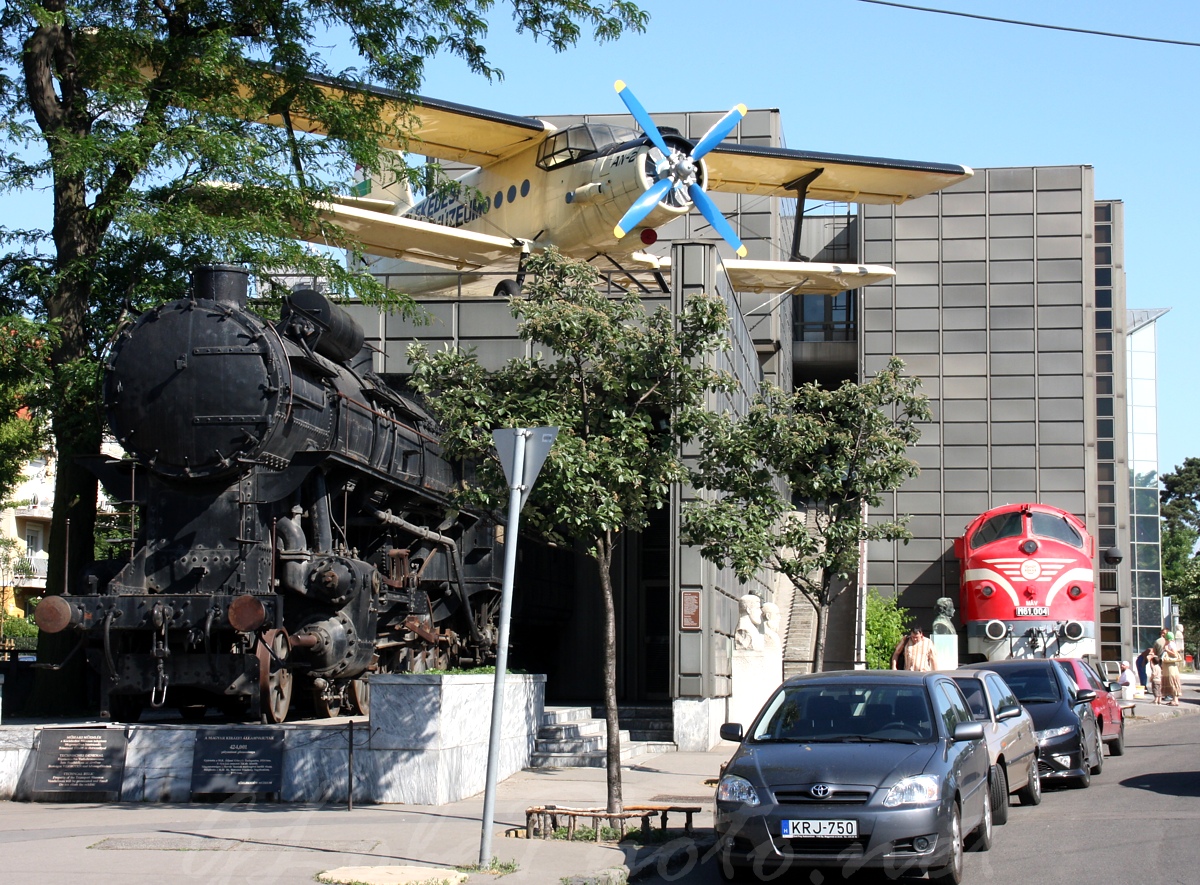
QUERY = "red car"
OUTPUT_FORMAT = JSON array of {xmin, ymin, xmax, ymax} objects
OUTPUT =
[{"xmin": 1054, "ymin": 657, "xmax": 1125, "ymax": 756}]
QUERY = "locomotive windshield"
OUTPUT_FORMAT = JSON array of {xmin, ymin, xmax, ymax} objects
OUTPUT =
[
  {"xmin": 970, "ymin": 511, "xmax": 1022, "ymax": 548},
  {"xmin": 970, "ymin": 508, "xmax": 1085, "ymax": 550},
  {"xmin": 1030, "ymin": 511, "xmax": 1084, "ymax": 548}
]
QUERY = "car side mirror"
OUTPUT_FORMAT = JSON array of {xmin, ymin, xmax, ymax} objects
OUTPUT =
[
  {"xmin": 952, "ymin": 721, "xmax": 985, "ymax": 742},
  {"xmin": 1107, "ymin": 682, "xmax": 1121, "ymax": 693},
  {"xmin": 996, "ymin": 704, "xmax": 1022, "ymax": 721},
  {"xmin": 720, "ymin": 723, "xmax": 744, "ymax": 743},
  {"xmin": 1075, "ymin": 689, "xmax": 1097, "ymax": 703}
]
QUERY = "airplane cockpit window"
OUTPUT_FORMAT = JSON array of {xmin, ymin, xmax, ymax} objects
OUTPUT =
[{"xmin": 536, "ymin": 124, "xmax": 640, "ymax": 170}]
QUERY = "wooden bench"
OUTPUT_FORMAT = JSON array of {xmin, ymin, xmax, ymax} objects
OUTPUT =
[
  {"xmin": 1120, "ymin": 702, "xmax": 1136, "ymax": 719},
  {"xmin": 524, "ymin": 803, "xmax": 703, "ymax": 841}
]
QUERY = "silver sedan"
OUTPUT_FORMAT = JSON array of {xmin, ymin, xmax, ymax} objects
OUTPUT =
[{"xmin": 945, "ymin": 668, "xmax": 1041, "ymax": 823}]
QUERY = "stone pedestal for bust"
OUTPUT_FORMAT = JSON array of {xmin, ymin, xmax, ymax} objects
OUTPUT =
[{"xmin": 932, "ymin": 635, "xmax": 958, "ymax": 670}]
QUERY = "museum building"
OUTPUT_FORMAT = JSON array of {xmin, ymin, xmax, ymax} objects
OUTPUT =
[{"xmin": 349, "ymin": 105, "xmax": 1165, "ymax": 748}]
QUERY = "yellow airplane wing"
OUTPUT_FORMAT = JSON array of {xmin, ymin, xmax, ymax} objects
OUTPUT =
[
  {"xmin": 704, "ymin": 144, "xmax": 973, "ymax": 204},
  {"xmin": 632, "ymin": 253, "xmax": 895, "ymax": 295},
  {"xmin": 271, "ymin": 75, "xmax": 554, "ymax": 168},
  {"xmin": 311, "ymin": 203, "xmax": 524, "ymax": 270}
]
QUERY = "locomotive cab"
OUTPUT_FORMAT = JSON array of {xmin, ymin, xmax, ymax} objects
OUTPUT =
[{"xmin": 957, "ymin": 503, "xmax": 1097, "ymax": 662}]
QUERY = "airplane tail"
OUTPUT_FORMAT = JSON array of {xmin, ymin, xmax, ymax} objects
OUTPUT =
[{"xmin": 349, "ymin": 155, "xmax": 415, "ymax": 215}]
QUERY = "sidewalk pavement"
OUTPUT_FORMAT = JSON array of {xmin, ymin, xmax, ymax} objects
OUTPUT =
[{"xmin": 3, "ymin": 682, "xmax": 1198, "ymax": 885}]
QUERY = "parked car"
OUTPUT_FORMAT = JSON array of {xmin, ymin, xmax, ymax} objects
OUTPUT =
[
  {"xmin": 715, "ymin": 671, "xmax": 991, "ymax": 884},
  {"xmin": 964, "ymin": 658, "xmax": 1102, "ymax": 789},
  {"xmin": 1054, "ymin": 657, "xmax": 1126, "ymax": 755},
  {"xmin": 944, "ymin": 668, "xmax": 1041, "ymax": 823}
]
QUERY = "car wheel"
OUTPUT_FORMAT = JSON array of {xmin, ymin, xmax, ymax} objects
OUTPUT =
[
  {"xmin": 1017, "ymin": 757, "xmax": 1042, "ymax": 806},
  {"xmin": 929, "ymin": 804, "xmax": 964, "ymax": 884},
  {"xmin": 967, "ymin": 788, "xmax": 993, "ymax": 852},
  {"xmin": 1089, "ymin": 727, "xmax": 1104, "ymax": 775},
  {"xmin": 1074, "ymin": 762, "xmax": 1091, "ymax": 789},
  {"xmin": 989, "ymin": 764, "xmax": 1009, "ymax": 825},
  {"xmin": 1108, "ymin": 717, "xmax": 1126, "ymax": 757}
]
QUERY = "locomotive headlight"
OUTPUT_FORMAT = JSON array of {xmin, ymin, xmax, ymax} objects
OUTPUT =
[
  {"xmin": 228, "ymin": 594, "xmax": 267, "ymax": 633},
  {"xmin": 1020, "ymin": 539, "xmax": 1039, "ymax": 555},
  {"xmin": 1067, "ymin": 585, "xmax": 1084, "ymax": 599},
  {"xmin": 985, "ymin": 619, "xmax": 1009, "ymax": 641},
  {"xmin": 1062, "ymin": 620, "xmax": 1085, "ymax": 641},
  {"xmin": 979, "ymin": 583, "xmax": 995, "ymax": 598}
]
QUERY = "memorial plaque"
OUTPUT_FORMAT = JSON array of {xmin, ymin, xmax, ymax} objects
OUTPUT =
[
  {"xmin": 33, "ymin": 728, "xmax": 127, "ymax": 799},
  {"xmin": 191, "ymin": 728, "xmax": 284, "ymax": 796},
  {"xmin": 681, "ymin": 590, "xmax": 701, "ymax": 630}
]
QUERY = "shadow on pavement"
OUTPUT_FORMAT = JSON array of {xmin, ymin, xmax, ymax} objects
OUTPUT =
[{"xmin": 1118, "ymin": 771, "xmax": 1200, "ymax": 797}]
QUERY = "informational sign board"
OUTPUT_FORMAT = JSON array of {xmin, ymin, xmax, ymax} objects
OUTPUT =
[
  {"xmin": 32, "ymin": 728, "xmax": 127, "ymax": 800},
  {"xmin": 191, "ymin": 728, "xmax": 284, "ymax": 796},
  {"xmin": 681, "ymin": 590, "xmax": 702, "ymax": 630}
]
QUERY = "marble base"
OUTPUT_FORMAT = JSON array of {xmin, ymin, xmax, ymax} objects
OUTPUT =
[
  {"xmin": 673, "ymin": 697, "xmax": 726, "ymax": 751},
  {"xmin": 933, "ymin": 635, "xmax": 959, "ymax": 670},
  {"xmin": 1, "ymin": 673, "xmax": 547, "ymax": 806},
  {"xmin": 729, "ymin": 647, "xmax": 783, "ymax": 734}
]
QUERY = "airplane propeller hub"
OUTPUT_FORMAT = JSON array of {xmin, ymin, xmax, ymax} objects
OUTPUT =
[{"xmin": 612, "ymin": 80, "xmax": 749, "ymax": 257}]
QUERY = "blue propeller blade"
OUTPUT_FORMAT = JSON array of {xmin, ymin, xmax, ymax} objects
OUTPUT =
[
  {"xmin": 689, "ymin": 183, "xmax": 748, "ymax": 257},
  {"xmin": 614, "ymin": 80, "xmax": 671, "ymax": 157},
  {"xmin": 691, "ymin": 103, "xmax": 748, "ymax": 161},
  {"xmin": 614, "ymin": 177, "xmax": 673, "ymax": 239}
]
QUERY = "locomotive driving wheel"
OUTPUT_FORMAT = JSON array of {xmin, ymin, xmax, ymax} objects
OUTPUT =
[
  {"xmin": 314, "ymin": 682, "xmax": 345, "ymax": 718},
  {"xmin": 257, "ymin": 628, "xmax": 293, "ymax": 724},
  {"xmin": 349, "ymin": 678, "xmax": 371, "ymax": 716}
]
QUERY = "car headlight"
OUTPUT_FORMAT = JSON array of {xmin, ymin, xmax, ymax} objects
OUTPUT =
[
  {"xmin": 717, "ymin": 774, "xmax": 761, "ymax": 806},
  {"xmin": 1035, "ymin": 726, "xmax": 1075, "ymax": 744},
  {"xmin": 883, "ymin": 775, "xmax": 941, "ymax": 807}
]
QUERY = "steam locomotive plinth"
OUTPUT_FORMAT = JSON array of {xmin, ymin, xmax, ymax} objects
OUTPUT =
[{"xmin": 0, "ymin": 673, "xmax": 545, "ymax": 805}]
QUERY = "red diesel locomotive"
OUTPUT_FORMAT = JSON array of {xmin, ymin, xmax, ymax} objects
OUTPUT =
[{"xmin": 954, "ymin": 502, "xmax": 1097, "ymax": 661}]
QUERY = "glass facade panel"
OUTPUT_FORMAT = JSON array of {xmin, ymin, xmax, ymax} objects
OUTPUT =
[{"xmin": 1127, "ymin": 318, "xmax": 1164, "ymax": 652}]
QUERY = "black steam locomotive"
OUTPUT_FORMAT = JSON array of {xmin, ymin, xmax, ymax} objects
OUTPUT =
[{"xmin": 36, "ymin": 266, "xmax": 502, "ymax": 722}]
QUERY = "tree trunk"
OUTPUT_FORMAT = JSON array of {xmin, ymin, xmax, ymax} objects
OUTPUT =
[
  {"xmin": 812, "ymin": 593, "xmax": 830, "ymax": 673},
  {"xmin": 594, "ymin": 532, "xmax": 622, "ymax": 814}
]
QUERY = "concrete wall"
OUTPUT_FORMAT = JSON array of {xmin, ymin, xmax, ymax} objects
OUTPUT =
[{"xmin": 858, "ymin": 166, "xmax": 1106, "ymax": 630}]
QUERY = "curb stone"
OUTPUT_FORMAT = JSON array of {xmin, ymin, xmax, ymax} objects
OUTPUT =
[{"xmin": 560, "ymin": 868, "xmax": 629, "ymax": 885}]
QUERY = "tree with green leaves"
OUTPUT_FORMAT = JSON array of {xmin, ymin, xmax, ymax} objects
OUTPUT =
[
  {"xmin": 683, "ymin": 358, "xmax": 930, "ymax": 672},
  {"xmin": 1160, "ymin": 458, "xmax": 1200, "ymax": 644},
  {"xmin": 407, "ymin": 248, "xmax": 733, "ymax": 813},
  {"xmin": 0, "ymin": 0, "xmax": 647, "ymax": 697},
  {"xmin": 864, "ymin": 587, "xmax": 909, "ymax": 671}
]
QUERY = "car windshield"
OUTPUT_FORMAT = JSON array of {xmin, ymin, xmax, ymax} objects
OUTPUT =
[
  {"xmin": 952, "ymin": 677, "xmax": 990, "ymax": 720},
  {"xmin": 750, "ymin": 684, "xmax": 935, "ymax": 743},
  {"xmin": 991, "ymin": 666, "xmax": 1062, "ymax": 703}
]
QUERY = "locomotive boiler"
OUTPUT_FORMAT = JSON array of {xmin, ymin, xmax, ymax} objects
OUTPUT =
[
  {"xmin": 954, "ymin": 502, "xmax": 1097, "ymax": 661},
  {"xmin": 36, "ymin": 265, "xmax": 502, "ymax": 722}
]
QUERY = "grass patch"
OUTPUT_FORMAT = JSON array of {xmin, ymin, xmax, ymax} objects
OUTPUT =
[
  {"xmin": 548, "ymin": 826, "xmax": 675, "ymax": 845},
  {"xmin": 456, "ymin": 857, "xmax": 519, "ymax": 875}
]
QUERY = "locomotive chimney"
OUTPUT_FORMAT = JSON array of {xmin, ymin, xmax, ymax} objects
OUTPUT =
[{"xmin": 191, "ymin": 264, "xmax": 250, "ymax": 308}]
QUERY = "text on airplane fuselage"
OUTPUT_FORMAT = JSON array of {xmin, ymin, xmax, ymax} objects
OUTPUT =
[{"xmin": 410, "ymin": 178, "xmax": 533, "ymax": 229}]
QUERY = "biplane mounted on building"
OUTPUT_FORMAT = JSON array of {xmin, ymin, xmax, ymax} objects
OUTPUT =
[{"xmin": 241, "ymin": 76, "xmax": 973, "ymax": 296}]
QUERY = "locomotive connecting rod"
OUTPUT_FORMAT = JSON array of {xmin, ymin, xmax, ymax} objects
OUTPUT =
[{"xmin": 366, "ymin": 506, "xmax": 485, "ymax": 645}]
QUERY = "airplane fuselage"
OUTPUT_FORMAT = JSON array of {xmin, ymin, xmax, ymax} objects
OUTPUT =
[{"xmin": 404, "ymin": 131, "xmax": 693, "ymax": 258}]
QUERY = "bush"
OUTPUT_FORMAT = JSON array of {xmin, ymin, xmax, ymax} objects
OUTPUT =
[
  {"xmin": 865, "ymin": 588, "xmax": 909, "ymax": 670},
  {"xmin": 1, "ymin": 615, "xmax": 38, "ymax": 639}
]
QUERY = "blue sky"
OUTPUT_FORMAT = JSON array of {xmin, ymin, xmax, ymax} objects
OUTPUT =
[{"xmin": 407, "ymin": 0, "xmax": 1197, "ymax": 477}]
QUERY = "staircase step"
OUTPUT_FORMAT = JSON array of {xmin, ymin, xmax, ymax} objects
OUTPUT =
[
  {"xmin": 537, "ymin": 720, "xmax": 606, "ymax": 740},
  {"xmin": 541, "ymin": 706, "xmax": 595, "ymax": 726},
  {"xmin": 530, "ymin": 739, "xmax": 675, "ymax": 769}
]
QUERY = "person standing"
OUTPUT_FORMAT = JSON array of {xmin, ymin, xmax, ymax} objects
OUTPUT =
[
  {"xmin": 1136, "ymin": 647, "xmax": 1150, "ymax": 692},
  {"xmin": 891, "ymin": 626, "xmax": 937, "ymax": 671},
  {"xmin": 1147, "ymin": 652, "xmax": 1163, "ymax": 704},
  {"xmin": 1118, "ymin": 660, "xmax": 1137, "ymax": 700},
  {"xmin": 1154, "ymin": 628, "xmax": 1168, "ymax": 658},
  {"xmin": 1161, "ymin": 633, "xmax": 1184, "ymax": 706}
]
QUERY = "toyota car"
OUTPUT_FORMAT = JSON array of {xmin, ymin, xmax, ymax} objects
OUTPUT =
[{"xmin": 715, "ymin": 671, "xmax": 991, "ymax": 883}]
